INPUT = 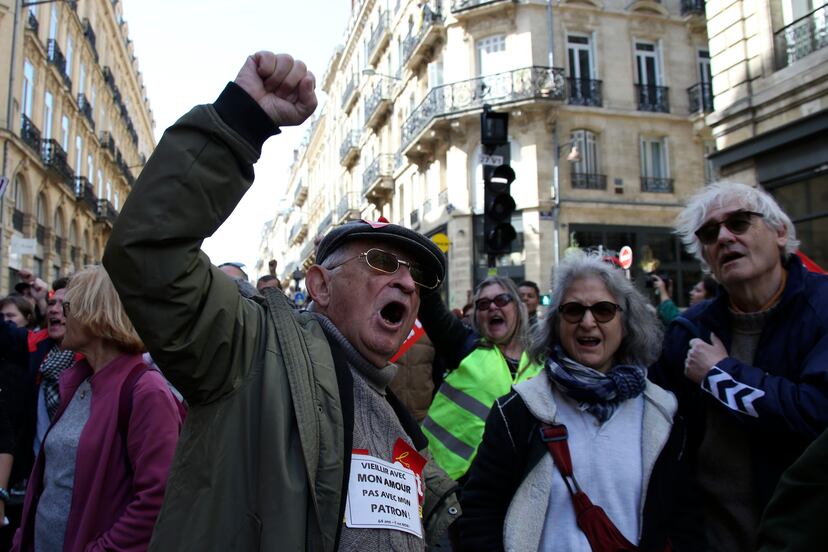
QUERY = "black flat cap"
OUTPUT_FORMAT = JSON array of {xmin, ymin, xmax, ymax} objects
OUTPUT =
[{"xmin": 316, "ymin": 219, "xmax": 446, "ymax": 285}]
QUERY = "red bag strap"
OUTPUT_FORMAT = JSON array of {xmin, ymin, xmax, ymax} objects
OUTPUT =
[{"xmin": 539, "ymin": 423, "xmax": 581, "ymax": 495}]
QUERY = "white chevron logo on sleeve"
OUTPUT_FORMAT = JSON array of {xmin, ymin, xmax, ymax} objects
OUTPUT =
[{"xmin": 702, "ymin": 367, "xmax": 765, "ymax": 417}]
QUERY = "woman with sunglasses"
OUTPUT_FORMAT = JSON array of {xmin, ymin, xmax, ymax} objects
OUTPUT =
[
  {"xmin": 12, "ymin": 266, "xmax": 184, "ymax": 552},
  {"xmin": 458, "ymin": 252, "xmax": 701, "ymax": 551},
  {"xmin": 418, "ymin": 276, "xmax": 543, "ymax": 483}
]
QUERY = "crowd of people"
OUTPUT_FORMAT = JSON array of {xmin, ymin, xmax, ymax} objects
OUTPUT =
[{"xmin": 0, "ymin": 50, "xmax": 825, "ymax": 552}]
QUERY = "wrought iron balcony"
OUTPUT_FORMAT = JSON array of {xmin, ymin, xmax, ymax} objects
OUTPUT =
[
  {"xmin": 300, "ymin": 239, "xmax": 315, "ymax": 264},
  {"xmin": 12, "ymin": 209, "xmax": 24, "ymax": 232},
  {"xmin": 47, "ymin": 40, "xmax": 71, "ymax": 89},
  {"xmin": 401, "ymin": 66, "xmax": 565, "ymax": 153},
  {"xmin": 20, "ymin": 114, "xmax": 41, "ymax": 154},
  {"xmin": 365, "ymin": 12, "xmax": 390, "ymax": 66},
  {"xmin": 363, "ymin": 154, "xmax": 395, "ymax": 198},
  {"xmin": 341, "ymin": 77, "xmax": 358, "ymax": 112},
  {"xmin": 27, "ymin": 12, "xmax": 38, "ymax": 33},
  {"xmin": 774, "ymin": 4, "xmax": 828, "ymax": 69},
  {"xmin": 687, "ymin": 81, "xmax": 713, "ymax": 114},
  {"xmin": 681, "ymin": 0, "xmax": 705, "ymax": 16},
  {"xmin": 571, "ymin": 172, "xmax": 607, "ymax": 190},
  {"xmin": 99, "ymin": 131, "xmax": 116, "ymax": 157},
  {"xmin": 641, "ymin": 177, "xmax": 674, "ymax": 193},
  {"xmin": 402, "ymin": 10, "xmax": 445, "ymax": 70},
  {"xmin": 364, "ymin": 81, "xmax": 394, "ymax": 130},
  {"xmin": 410, "ymin": 208, "xmax": 420, "ymax": 227},
  {"xmin": 567, "ymin": 78, "xmax": 603, "ymax": 107},
  {"xmin": 97, "ymin": 199, "xmax": 118, "ymax": 226},
  {"xmin": 339, "ymin": 130, "xmax": 361, "ymax": 167},
  {"xmin": 36, "ymin": 224, "xmax": 46, "ymax": 245},
  {"xmin": 77, "ymin": 94, "xmax": 95, "ymax": 128},
  {"xmin": 75, "ymin": 177, "xmax": 98, "ymax": 213},
  {"xmin": 317, "ymin": 212, "xmax": 333, "ymax": 237},
  {"xmin": 438, "ymin": 189, "xmax": 448, "ymax": 206},
  {"xmin": 55, "ymin": 236, "xmax": 64, "ymax": 255},
  {"xmin": 451, "ymin": 0, "xmax": 509, "ymax": 15},
  {"xmin": 395, "ymin": 152, "xmax": 407, "ymax": 172},
  {"xmin": 41, "ymin": 139, "xmax": 75, "ymax": 189},
  {"xmin": 83, "ymin": 18, "xmax": 99, "ymax": 62},
  {"xmin": 636, "ymin": 84, "xmax": 670, "ymax": 113},
  {"xmin": 293, "ymin": 179, "xmax": 308, "ymax": 207},
  {"xmin": 337, "ymin": 193, "xmax": 361, "ymax": 223}
]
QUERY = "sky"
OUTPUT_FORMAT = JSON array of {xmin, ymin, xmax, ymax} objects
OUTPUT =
[{"xmin": 120, "ymin": 0, "xmax": 351, "ymax": 277}]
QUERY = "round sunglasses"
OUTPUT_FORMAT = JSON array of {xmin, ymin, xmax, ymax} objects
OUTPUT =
[
  {"xmin": 474, "ymin": 293, "xmax": 513, "ymax": 311},
  {"xmin": 558, "ymin": 301, "xmax": 622, "ymax": 324},
  {"xmin": 694, "ymin": 211, "xmax": 764, "ymax": 245}
]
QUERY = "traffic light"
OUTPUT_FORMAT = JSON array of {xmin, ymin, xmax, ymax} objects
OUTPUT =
[{"xmin": 483, "ymin": 158, "xmax": 516, "ymax": 256}]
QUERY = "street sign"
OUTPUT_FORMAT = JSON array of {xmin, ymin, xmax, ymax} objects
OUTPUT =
[
  {"xmin": 293, "ymin": 291, "xmax": 306, "ymax": 306},
  {"xmin": 480, "ymin": 154, "xmax": 504, "ymax": 166},
  {"xmin": 618, "ymin": 245, "xmax": 633, "ymax": 270},
  {"xmin": 431, "ymin": 232, "xmax": 450, "ymax": 253}
]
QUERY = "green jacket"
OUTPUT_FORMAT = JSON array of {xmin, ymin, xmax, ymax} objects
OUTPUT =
[{"xmin": 103, "ymin": 95, "xmax": 459, "ymax": 551}]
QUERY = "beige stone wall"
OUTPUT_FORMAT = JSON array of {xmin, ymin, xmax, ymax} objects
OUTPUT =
[
  {"xmin": 262, "ymin": 0, "xmax": 711, "ymax": 303},
  {"xmin": 0, "ymin": 0, "xmax": 154, "ymax": 292}
]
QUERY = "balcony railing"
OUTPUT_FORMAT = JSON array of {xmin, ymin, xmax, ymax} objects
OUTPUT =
[
  {"xmin": 100, "ymin": 131, "xmax": 116, "ymax": 157},
  {"xmin": 27, "ymin": 12, "xmax": 38, "ymax": 33},
  {"xmin": 97, "ymin": 199, "xmax": 118, "ymax": 225},
  {"xmin": 395, "ymin": 152, "xmax": 407, "ymax": 172},
  {"xmin": 680, "ymin": 0, "xmax": 705, "ymax": 16},
  {"xmin": 641, "ymin": 177, "xmax": 674, "ymax": 193},
  {"xmin": 41, "ymin": 139, "xmax": 75, "ymax": 188},
  {"xmin": 75, "ymin": 177, "xmax": 98, "ymax": 213},
  {"xmin": 47, "ymin": 40, "xmax": 71, "ymax": 89},
  {"xmin": 339, "ymin": 130, "xmax": 361, "ymax": 167},
  {"xmin": 20, "ymin": 114, "xmax": 41, "ymax": 153},
  {"xmin": 77, "ymin": 93, "xmax": 95, "ymax": 128},
  {"xmin": 82, "ymin": 18, "xmax": 99, "ymax": 62},
  {"xmin": 317, "ymin": 212, "xmax": 333, "ymax": 236},
  {"xmin": 337, "ymin": 193, "xmax": 361, "ymax": 223},
  {"xmin": 571, "ymin": 172, "xmax": 607, "ymax": 190},
  {"xmin": 451, "ymin": 0, "xmax": 508, "ymax": 14},
  {"xmin": 341, "ymin": 77, "xmax": 358, "ymax": 112},
  {"xmin": 293, "ymin": 179, "xmax": 308, "ymax": 207},
  {"xmin": 438, "ymin": 189, "xmax": 448, "ymax": 206},
  {"xmin": 288, "ymin": 216, "xmax": 309, "ymax": 245},
  {"xmin": 363, "ymin": 154, "xmax": 395, "ymax": 196},
  {"xmin": 774, "ymin": 4, "xmax": 828, "ymax": 69},
  {"xmin": 567, "ymin": 78, "xmax": 603, "ymax": 107},
  {"xmin": 402, "ymin": 9, "xmax": 445, "ymax": 69},
  {"xmin": 300, "ymin": 239, "xmax": 315, "ymax": 264},
  {"xmin": 365, "ymin": 12, "xmax": 390, "ymax": 66},
  {"xmin": 687, "ymin": 82, "xmax": 713, "ymax": 114},
  {"xmin": 36, "ymin": 224, "xmax": 46, "ymax": 245},
  {"xmin": 364, "ymin": 81, "xmax": 394, "ymax": 130},
  {"xmin": 636, "ymin": 84, "xmax": 670, "ymax": 113},
  {"xmin": 12, "ymin": 209, "xmax": 24, "ymax": 232},
  {"xmin": 402, "ymin": 66, "xmax": 565, "ymax": 152},
  {"xmin": 410, "ymin": 209, "xmax": 420, "ymax": 227}
]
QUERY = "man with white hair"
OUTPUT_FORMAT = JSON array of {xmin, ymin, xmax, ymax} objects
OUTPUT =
[{"xmin": 650, "ymin": 182, "xmax": 828, "ymax": 551}]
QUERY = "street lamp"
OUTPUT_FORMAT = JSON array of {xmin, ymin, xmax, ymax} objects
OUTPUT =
[{"xmin": 362, "ymin": 68, "xmax": 402, "ymax": 81}]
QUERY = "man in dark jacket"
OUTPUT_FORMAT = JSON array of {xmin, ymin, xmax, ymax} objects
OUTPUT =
[
  {"xmin": 103, "ymin": 52, "xmax": 459, "ymax": 552},
  {"xmin": 650, "ymin": 182, "xmax": 828, "ymax": 551}
]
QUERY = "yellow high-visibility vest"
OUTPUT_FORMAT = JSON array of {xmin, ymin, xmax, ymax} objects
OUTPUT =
[{"xmin": 422, "ymin": 345, "xmax": 542, "ymax": 480}]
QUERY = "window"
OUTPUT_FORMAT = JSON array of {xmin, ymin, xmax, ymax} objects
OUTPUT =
[
  {"xmin": 570, "ymin": 130, "xmax": 605, "ymax": 189},
  {"xmin": 640, "ymin": 137, "xmax": 672, "ymax": 192},
  {"xmin": 44, "ymin": 91, "xmax": 53, "ymax": 140},
  {"xmin": 75, "ymin": 136, "xmax": 82, "ymax": 172},
  {"xmin": 697, "ymin": 49, "xmax": 711, "ymax": 85},
  {"xmin": 97, "ymin": 169, "xmax": 103, "ymax": 198},
  {"xmin": 61, "ymin": 115, "xmax": 69, "ymax": 150},
  {"xmin": 66, "ymin": 37, "xmax": 73, "ymax": 79},
  {"xmin": 114, "ymin": 192, "xmax": 119, "ymax": 210},
  {"xmin": 567, "ymin": 35, "xmax": 594, "ymax": 80},
  {"xmin": 48, "ymin": 5, "xmax": 57, "ymax": 40},
  {"xmin": 635, "ymin": 41, "xmax": 661, "ymax": 86},
  {"xmin": 106, "ymin": 181, "xmax": 111, "ymax": 201},
  {"xmin": 22, "ymin": 60, "xmax": 34, "ymax": 119},
  {"xmin": 703, "ymin": 140, "xmax": 716, "ymax": 183},
  {"xmin": 87, "ymin": 154, "xmax": 93, "ymax": 182},
  {"xmin": 79, "ymin": 63, "xmax": 86, "ymax": 94},
  {"xmin": 476, "ymin": 35, "xmax": 507, "ymax": 76}
]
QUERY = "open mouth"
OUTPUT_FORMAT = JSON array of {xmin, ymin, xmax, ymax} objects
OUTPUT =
[
  {"xmin": 488, "ymin": 314, "xmax": 506, "ymax": 330},
  {"xmin": 576, "ymin": 337, "xmax": 601, "ymax": 347},
  {"xmin": 380, "ymin": 301, "xmax": 407, "ymax": 326},
  {"xmin": 720, "ymin": 251, "xmax": 744, "ymax": 267}
]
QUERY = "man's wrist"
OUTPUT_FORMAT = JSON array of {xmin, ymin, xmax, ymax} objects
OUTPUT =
[
  {"xmin": 0, "ymin": 487, "xmax": 9, "ymax": 503},
  {"xmin": 213, "ymin": 82, "xmax": 281, "ymax": 151}
]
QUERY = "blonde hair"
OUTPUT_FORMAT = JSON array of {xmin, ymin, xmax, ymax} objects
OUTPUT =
[{"xmin": 64, "ymin": 265, "xmax": 143, "ymax": 354}]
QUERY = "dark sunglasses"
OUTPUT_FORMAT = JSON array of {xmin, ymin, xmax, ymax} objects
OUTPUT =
[
  {"xmin": 330, "ymin": 248, "xmax": 440, "ymax": 289},
  {"xmin": 694, "ymin": 211, "xmax": 764, "ymax": 245},
  {"xmin": 558, "ymin": 301, "xmax": 622, "ymax": 324},
  {"xmin": 475, "ymin": 293, "xmax": 513, "ymax": 311}
]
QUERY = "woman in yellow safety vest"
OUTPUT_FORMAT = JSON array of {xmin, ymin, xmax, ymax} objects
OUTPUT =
[{"xmin": 419, "ymin": 276, "xmax": 543, "ymax": 481}]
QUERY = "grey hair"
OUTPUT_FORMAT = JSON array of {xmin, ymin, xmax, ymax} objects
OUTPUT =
[
  {"xmin": 528, "ymin": 251, "xmax": 663, "ymax": 367},
  {"xmin": 675, "ymin": 181, "xmax": 799, "ymax": 269},
  {"xmin": 471, "ymin": 276, "xmax": 530, "ymax": 350}
]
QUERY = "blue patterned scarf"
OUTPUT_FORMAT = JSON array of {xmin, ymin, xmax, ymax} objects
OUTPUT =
[{"xmin": 546, "ymin": 347, "xmax": 646, "ymax": 422}]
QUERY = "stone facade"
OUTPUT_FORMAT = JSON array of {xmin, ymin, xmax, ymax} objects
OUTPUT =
[
  {"xmin": 259, "ymin": 0, "xmax": 713, "ymax": 307},
  {"xmin": 0, "ymin": 0, "xmax": 154, "ymax": 292}
]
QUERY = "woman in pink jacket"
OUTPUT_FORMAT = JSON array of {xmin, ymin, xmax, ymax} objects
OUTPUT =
[{"xmin": 13, "ymin": 266, "xmax": 183, "ymax": 552}]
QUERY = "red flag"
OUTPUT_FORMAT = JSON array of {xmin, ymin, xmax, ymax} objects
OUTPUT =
[
  {"xmin": 796, "ymin": 250, "xmax": 826, "ymax": 274},
  {"xmin": 390, "ymin": 319, "xmax": 425, "ymax": 363}
]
